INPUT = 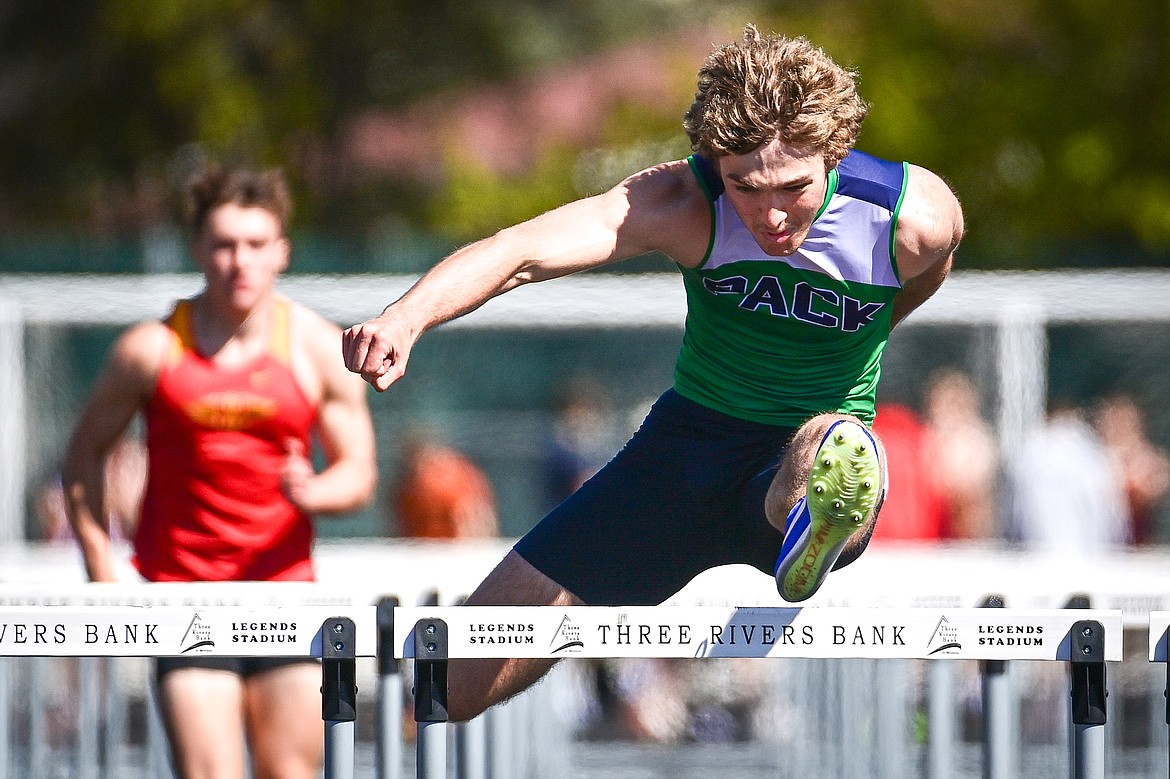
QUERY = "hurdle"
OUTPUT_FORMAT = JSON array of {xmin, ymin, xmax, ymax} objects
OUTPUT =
[
  {"xmin": 0, "ymin": 597, "xmax": 377, "ymax": 779},
  {"xmin": 395, "ymin": 605, "xmax": 1122, "ymax": 779},
  {"xmin": 0, "ymin": 565, "xmax": 1146, "ymax": 776}
]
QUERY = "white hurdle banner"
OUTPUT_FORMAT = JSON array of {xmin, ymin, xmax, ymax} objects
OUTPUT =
[
  {"xmin": 396, "ymin": 606, "xmax": 1121, "ymax": 779},
  {"xmin": 0, "ymin": 604, "xmax": 377, "ymax": 657},
  {"xmin": 0, "ymin": 582, "xmax": 1130, "ymax": 779},
  {"xmin": 392, "ymin": 605, "xmax": 1123, "ymax": 661},
  {"xmin": 0, "ymin": 583, "xmax": 390, "ymax": 779}
]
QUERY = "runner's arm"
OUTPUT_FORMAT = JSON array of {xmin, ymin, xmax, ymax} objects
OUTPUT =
[
  {"xmin": 62, "ymin": 324, "xmax": 160, "ymax": 582},
  {"xmin": 285, "ymin": 313, "xmax": 378, "ymax": 514},
  {"xmin": 890, "ymin": 165, "xmax": 964, "ymax": 329},
  {"xmin": 344, "ymin": 161, "xmax": 705, "ymax": 391}
]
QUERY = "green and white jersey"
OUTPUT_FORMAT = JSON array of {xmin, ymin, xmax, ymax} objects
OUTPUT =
[{"xmin": 673, "ymin": 150, "xmax": 909, "ymax": 426}]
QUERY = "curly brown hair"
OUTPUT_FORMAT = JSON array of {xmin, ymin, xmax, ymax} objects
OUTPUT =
[
  {"xmin": 683, "ymin": 26, "xmax": 869, "ymax": 169},
  {"xmin": 186, "ymin": 166, "xmax": 292, "ymax": 236}
]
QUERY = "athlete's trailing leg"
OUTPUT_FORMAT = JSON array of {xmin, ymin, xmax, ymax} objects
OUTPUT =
[{"xmin": 446, "ymin": 551, "xmax": 584, "ymax": 722}]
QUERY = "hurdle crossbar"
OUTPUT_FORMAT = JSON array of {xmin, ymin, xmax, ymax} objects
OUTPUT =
[
  {"xmin": 393, "ymin": 605, "xmax": 1123, "ymax": 661},
  {"xmin": 0, "ymin": 605, "xmax": 377, "ymax": 657},
  {"xmin": 397, "ymin": 606, "xmax": 1120, "ymax": 779}
]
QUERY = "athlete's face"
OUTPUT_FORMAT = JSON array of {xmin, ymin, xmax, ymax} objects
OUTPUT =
[
  {"xmin": 193, "ymin": 203, "xmax": 289, "ymax": 314},
  {"xmin": 718, "ymin": 138, "xmax": 829, "ymax": 257}
]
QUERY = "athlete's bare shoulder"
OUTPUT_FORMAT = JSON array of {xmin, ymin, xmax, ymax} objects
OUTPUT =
[
  {"xmin": 613, "ymin": 158, "xmax": 714, "ymax": 267},
  {"xmin": 283, "ymin": 297, "xmax": 342, "ymax": 364},
  {"xmin": 895, "ymin": 164, "xmax": 964, "ymax": 281},
  {"xmin": 99, "ymin": 318, "xmax": 174, "ymax": 402},
  {"xmin": 283, "ymin": 297, "xmax": 365, "ymax": 401},
  {"xmin": 284, "ymin": 296, "xmax": 340, "ymax": 335},
  {"xmin": 118, "ymin": 319, "xmax": 173, "ymax": 367}
]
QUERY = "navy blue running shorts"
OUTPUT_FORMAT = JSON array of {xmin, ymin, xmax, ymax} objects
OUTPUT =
[
  {"xmin": 155, "ymin": 656, "xmax": 317, "ymax": 682},
  {"xmin": 515, "ymin": 389, "xmax": 796, "ymax": 605}
]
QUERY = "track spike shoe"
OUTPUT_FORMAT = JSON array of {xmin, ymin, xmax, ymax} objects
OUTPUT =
[{"xmin": 774, "ymin": 419, "xmax": 882, "ymax": 602}]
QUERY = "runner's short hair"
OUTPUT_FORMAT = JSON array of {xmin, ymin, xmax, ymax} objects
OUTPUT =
[
  {"xmin": 186, "ymin": 166, "xmax": 292, "ymax": 235},
  {"xmin": 683, "ymin": 25, "xmax": 869, "ymax": 168}
]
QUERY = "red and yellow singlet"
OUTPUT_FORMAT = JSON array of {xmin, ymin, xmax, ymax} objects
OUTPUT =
[{"xmin": 134, "ymin": 299, "xmax": 318, "ymax": 582}]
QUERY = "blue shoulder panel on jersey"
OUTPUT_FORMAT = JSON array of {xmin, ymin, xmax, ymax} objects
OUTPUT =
[
  {"xmin": 689, "ymin": 153, "xmax": 725, "ymax": 199},
  {"xmin": 835, "ymin": 150, "xmax": 905, "ymax": 211}
]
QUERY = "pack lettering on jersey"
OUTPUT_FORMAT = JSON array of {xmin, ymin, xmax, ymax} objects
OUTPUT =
[{"xmin": 701, "ymin": 275, "xmax": 885, "ymax": 333}]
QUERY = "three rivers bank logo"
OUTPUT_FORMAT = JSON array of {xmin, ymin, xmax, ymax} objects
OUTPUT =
[
  {"xmin": 179, "ymin": 613, "xmax": 215, "ymax": 654},
  {"xmin": 550, "ymin": 615, "xmax": 584, "ymax": 654},
  {"xmin": 927, "ymin": 615, "xmax": 962, "ymax": 656}
]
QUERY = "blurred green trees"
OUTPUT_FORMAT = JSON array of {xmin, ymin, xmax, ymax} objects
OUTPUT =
[{"xmin": 0, "ymin": 0, "xmax": 1168, "ymax": 268}]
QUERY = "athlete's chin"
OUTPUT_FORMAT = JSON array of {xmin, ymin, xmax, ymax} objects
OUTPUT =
[
  {"xmin": 229, "ymin": 279, "xmax": 263, "ymax": 298},
  {"xmin": 755, "ymin": 236, "xmax": 799, "ymax": 257},
  {"xmin": 753, "ymin": 226, "xmax": 812, "ymax": 256}
]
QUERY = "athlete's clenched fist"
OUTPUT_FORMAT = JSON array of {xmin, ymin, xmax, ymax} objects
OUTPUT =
[{"xmin": 342, "ymin": 313, "xmax": 416, "ymax": 392}]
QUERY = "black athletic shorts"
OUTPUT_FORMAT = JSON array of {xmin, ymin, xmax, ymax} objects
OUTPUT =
[
  {"xmin": 515, "ymin": 389, "xmax": 796, "ymax": 605},
  {"xmin": 155, "ymin": 655, "xmax": 318, "ymax": 683}
]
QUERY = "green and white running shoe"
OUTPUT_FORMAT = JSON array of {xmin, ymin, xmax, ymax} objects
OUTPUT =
[{"xmin": 774, "ymin": 420, "xmax": 882, "ymax": 602}]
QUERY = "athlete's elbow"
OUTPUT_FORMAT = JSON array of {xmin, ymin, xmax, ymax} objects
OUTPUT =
[
  {"xmin": 356, "ymin": 466, "xmax": 379, "ymax": 509},
  {"xmin": 344, "ymin": 462, "xmax": 379, "ymax": 511},
  {"xmin": 485, "ymin": 226, "xmax": 563, "ymax": 289}
]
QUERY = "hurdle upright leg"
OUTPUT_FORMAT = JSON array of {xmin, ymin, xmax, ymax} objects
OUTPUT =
[
  {"xmin": 980, "ymin": 595, "xmax": 1016, "ymax": 779},
  {"xmin": 981, "ymin": 657, "xmax": 1013, "ymax": 779},
  {"xmin": 376, "ymin": 597, "xmax": 403, "ymax": 779},
  {"xmin": 322, "ymin": 617, "xmax": 358, "ymax": 779},
  {"xmin": 413, "ymin": 618, "xmax": 449, "ymax": 779},
  {"xmin": 1069, "ymin": 620, "xmax": 1107, "ymax": 779}
]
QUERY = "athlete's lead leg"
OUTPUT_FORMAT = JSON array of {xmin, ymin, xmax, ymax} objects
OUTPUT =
[{"xmin": 769, "ymin": 413, "xmax": 886, "ymax": 602}]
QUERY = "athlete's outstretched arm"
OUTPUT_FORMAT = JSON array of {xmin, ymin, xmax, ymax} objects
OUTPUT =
[
  {"xmin": 62, "ymin": 323, "xmax": 162, "ymax": 582},
  {"xmin": 342, "ymin": 161, "xmax": 708, "ymax": 391},
  {"xmin": 890, "ymin": 164, "xmax": 964, "ymax": 329}
]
